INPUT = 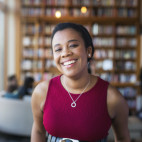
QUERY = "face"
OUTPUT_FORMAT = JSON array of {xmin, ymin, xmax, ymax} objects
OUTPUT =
[{"xmin": 52, "ymin": 28, "xmax": 90, "ymax": 78}]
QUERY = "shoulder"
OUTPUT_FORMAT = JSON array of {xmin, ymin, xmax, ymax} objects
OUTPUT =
[
  {"xmin": 33, "ymin": 80, "xmax": 49, "ymax": 95},
  {"xmin": 31, "ymin": 75, "xmax": 60, "ymax": 111},
  {"xmin": 31, "ymin": 80, "xmax": 49, "ymax": 111},
  {"xmin": 107, "ymin": 84, "xmax": 129, "ymax": 119}
]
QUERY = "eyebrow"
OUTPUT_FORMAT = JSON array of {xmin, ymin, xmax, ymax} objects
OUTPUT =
[
  {"xmin": 53, "ymin": 39, "xmax": 79, "ymax": 48},
  {"xmin": 68, "ymin": 39, "xmax": 79, "ymax": 43}
]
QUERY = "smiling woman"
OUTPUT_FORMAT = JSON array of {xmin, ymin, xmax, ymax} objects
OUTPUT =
[
  {"xmin": 52, "ymin": 28, "xmax": 91, "ymax": 78},
  {"xmin": 31, "ymin": 23, "xmax": 130, "ymax": 142}
]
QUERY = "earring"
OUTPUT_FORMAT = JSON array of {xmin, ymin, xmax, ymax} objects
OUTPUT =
[{"xmin": 88, "ymin": 54, "xmax": 91, "ymax": 57}]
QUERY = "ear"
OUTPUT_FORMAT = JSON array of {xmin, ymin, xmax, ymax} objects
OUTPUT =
[{"xmin": 87, "ymin": 46, "xmax": 92, "ymax": 58}]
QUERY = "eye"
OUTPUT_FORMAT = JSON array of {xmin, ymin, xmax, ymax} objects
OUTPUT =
[
  {"xmin": 69, "ymin": 44, "xmax": 78, "ymax": 48},
  {"xmin": 54, "ymin": 48, "xmax": 62, "ymax": 52}
]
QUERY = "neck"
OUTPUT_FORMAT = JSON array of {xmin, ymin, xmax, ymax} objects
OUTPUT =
[{"xmin": 61, "ymin": 73, "xmax": 91, "ymax": 94}]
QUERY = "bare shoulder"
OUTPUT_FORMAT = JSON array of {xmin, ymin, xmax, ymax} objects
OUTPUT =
[
  {"xmin": 32, "ymin": 80, "xmax": 49, "ymax": 111},
  {"xmin": 107, "ymin": 85, "xmax": 130, "ymax": 141},
  {"xmin": 107, "ymin": 84, "xmax": 129, "ymax": 119},
  {"xmin": 33, "ymin": 80, "xmax": 49, "ymax": 96}
]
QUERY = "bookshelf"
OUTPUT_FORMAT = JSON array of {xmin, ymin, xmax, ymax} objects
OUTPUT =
[{"xmin": 20, "ymin": 0, "xmax": 140, "ymax": 115}]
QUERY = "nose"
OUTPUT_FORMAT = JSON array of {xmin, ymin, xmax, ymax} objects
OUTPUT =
[{"xmin": 61, "ymin": 47, "xmax": 73, "ymax": 58}]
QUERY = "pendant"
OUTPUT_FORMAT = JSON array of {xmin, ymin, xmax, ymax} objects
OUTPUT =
[{"xmin": 71, "ymin": 102, "xmax": 76, "ymax": 107}]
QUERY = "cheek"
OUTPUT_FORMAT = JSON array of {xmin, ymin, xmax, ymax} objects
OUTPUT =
[
  {"xmin": 78, "ymin": 48, "xmax": 88, "ymax": 58},
  {"xmin": 53, "ymin": 53, "xmax": 60, "ymax": 64}
]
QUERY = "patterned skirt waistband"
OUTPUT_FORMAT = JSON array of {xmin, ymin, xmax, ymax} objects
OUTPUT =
[{"xmin": 47, "ymin": 133, "xmax": 107, "ymax": 142}]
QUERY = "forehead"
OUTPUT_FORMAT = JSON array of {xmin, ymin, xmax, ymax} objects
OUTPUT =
[{"xmin": 52, "ymin": 28, "xmax": 83, "ymax": 44}]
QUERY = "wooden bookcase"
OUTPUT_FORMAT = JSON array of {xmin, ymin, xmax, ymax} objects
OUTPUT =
[{"xmin": 20, "ymin": 0, "xmax": 140, "ymax": 115}]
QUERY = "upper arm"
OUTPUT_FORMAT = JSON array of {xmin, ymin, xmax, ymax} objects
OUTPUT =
[
  {"xmin": 107, "ymin": 85, "xmax": 130, "ymax": 142},
  {"xmin": 31, "ymin": 81, "xmax": 49, "ymax": 134}
]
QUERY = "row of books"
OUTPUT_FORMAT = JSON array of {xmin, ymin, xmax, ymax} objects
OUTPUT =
[
  {"xmin": 115, "ymin": 61, "xmax": 136, "ymax": 70},
  {"xmin": 23, "ymin": 24, "xmax": 137, "ymax": 36},
  {"xmin": 92, "ymin": 24, "xmax": 136, "ymax": 35},
  {"xmin": 22, "ymin": 0, "xmax": 72, "ymax": 6},
  {"xmin": 93, "ymin": 0, "xmax": 137, "ymax": 6},
  {"xmin": 22, "ymin": 8, "xmax": 44, "ymax": 16},
  {"xmin": 21, "ymin": 60, "xmax": 43, "ymax": 70},
  {"xmin": 93, "ymin": 60, "xmax": 111, "ymax": 70},
  {"xmin": 118, "ymin": 87, "xmax": 137, "ymax": 98},
  {"xmin": 93, "ymin": 60, "xmax": 136, "ymax": 71},
  {"xmin": 71, "ymin": 0, "xmax": 137, "ymax": 7},
  {"xmin": 116, "ymin": 38, "xmax": 137, "ymax": 47},
  {"xmin": 115, "ymin": 50, "xmax": 136, "ymax": 59},
  {"xmin": 46, "ymin": 0, "xmax": 70, "ymax": 6},
  {"xmin": 94, "ymin": 50, "xmax": 113, "ymax": 59},
  {"xmin": 23, "ymin": 48, "xmax": 53, "ymax": 58},
  {"xmin": 23, "ymin": 24, "xmax": 43, "ymax": 34},
  {"xmin": 21, "ymin": 7, "xmax": 137, "ymax": 17},
  {"xmin": 116, "ymin": 26, "xmax": 136, "ymax": 35},
  {"xmin": 93, "ymin": 38, "xmax": 114, "ymax": 47},
  {"xmin": 22, "ymin": 0, "xmax": 41, "ymax": 5},
  {"xmin": 93, "ymin": 8, "xmax": 137, "ymax": 17},
  {"xmin": 94, "ymin": 49, "xmax": 136, "ymax": 61},
  {"xmin": 98, "ymin": 73, "xmax": 136, "ymax": 83},
  {"xmin": 23, "ymin": 36, "xmax": 51, "ymax": 46},
  {"xmin": 46, "ymin": 0, "xmax": 90, "ymax": 6},
  {"xmin": 92, "ymin": 24, "xmax": 114, "ymax": 35},
  {"xmin": 92, "ymin": 37, "xmax": 137, "ymax": 47},
  {"xmin": 74, "ymin": 0, "xmax": 137, "ymax": 7},
  {"xmin": 115, "ymin": 0, "xmax": 137, "ymax": 6},
  {"xmin": 21, "ymin": 59, "xmax": 56, "ymax": 70},
  {"xmin": 22, "ymin": 0, "xmax": 138, "ymax": 7}
]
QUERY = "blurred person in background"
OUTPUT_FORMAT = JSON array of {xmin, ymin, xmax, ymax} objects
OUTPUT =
[
  {"xmin": 7, "ymin": 75, "xmax": 19, "ymax": 93},
  {"xmin": 0, "ymin": 75, "xmax": 18, "ymax": 97},
  {"xmin": 17, "ymin": 76, "xmax": 34, "ymax": 99}
]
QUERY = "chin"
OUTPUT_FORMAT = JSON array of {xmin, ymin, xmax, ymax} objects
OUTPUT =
[{"xmin": 63, "ymin": 70, "xmax": 83, "ymax": 79}]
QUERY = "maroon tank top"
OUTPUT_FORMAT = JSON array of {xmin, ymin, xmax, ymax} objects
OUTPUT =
[{"xmin": 43, "ymin": 75, "xmax": 111, "ymax": 141}]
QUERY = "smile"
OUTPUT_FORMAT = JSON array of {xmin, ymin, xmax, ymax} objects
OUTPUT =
[{"xmin": 62, "ymin": 59, "xmax": 77, "ymax": 66}]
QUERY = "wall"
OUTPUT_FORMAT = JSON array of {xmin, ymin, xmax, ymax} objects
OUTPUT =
[
  {"xmin": 0, "ymin": 0, "xmax": 19, "ymax": 90},
  {"xmin": 0, "ymin": 9, "xmax": 5, "ymax": 90},
  {"xmin": 7, "ymin": 0, "xmax": 17, "ymax": 75}
]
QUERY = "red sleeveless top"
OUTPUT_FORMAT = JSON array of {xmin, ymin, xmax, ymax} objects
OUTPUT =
[{"xmin": 43, "ymin": 75, "xmax": 111, "ymax": 141}]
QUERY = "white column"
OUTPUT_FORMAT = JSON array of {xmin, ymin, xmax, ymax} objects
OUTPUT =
[
  {"xmin": 7, "ymin": 0, "xmax": 16, "ymax": 75},
  {"xmin": 0, "ymin": 11, "xmax": 5, "ymax": 90}
]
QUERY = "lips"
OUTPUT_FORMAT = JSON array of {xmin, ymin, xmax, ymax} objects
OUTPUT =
[{"xmin": 62, "ymin": 59, "xmax": 77, "ymax": 66}]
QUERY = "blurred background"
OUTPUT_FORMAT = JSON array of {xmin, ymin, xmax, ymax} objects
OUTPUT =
[{"xmin": 0, "ymin": 0, "xmax": 142, "ymax": 142}]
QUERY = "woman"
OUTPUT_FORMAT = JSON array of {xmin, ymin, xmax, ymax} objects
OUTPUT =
[{"xmin": 31, "ymin": 23, "xmax": 130, "ymax": 142}]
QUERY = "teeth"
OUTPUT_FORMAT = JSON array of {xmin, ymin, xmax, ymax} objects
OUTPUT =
[{"xmin": 63, "ymin": 60, "xmax": 76, "ymax": 66}]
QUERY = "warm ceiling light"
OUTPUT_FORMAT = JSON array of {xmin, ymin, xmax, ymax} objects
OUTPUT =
[
  {"xmin": 81, "ymin": 6, "xmax": 87, "ymax": 14},
  {"xmin": 55, "ymin": 11, "xmax": 61, "ymax": 18}
]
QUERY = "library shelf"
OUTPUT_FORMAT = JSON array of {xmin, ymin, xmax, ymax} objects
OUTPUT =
[{"xmin": 20, "ymin": 0, "xmax": 140, "ymax": 115}]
